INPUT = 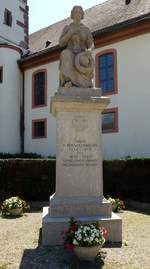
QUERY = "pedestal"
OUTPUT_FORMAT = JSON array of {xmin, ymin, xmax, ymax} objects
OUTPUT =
[{"xmin": 42, "ymin": 87, "xmax": 122, "ymax": 245}]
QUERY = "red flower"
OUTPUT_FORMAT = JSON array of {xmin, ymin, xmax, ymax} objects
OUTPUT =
[
  {"xmin": 65, "ymin": 243, "xmax": 74, "ymax": 251},
  {"xmin": 69, "ymin": 225, "xmax": 77, "ymax": 233},
  {"xmin": 103, "ymin": 228, "xmax": 109, "ymax": 238},
  {"xmin": 120, "ymin": 201, "xmax": 125, "ymax": 209}
]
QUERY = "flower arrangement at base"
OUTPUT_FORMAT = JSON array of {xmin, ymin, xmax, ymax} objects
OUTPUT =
[
  {"xmin": 63, "ymin": 218, "xmax": 108, "ymax": 260},
  {"xmin": 107, "ymin": 196, "xmax": 125, "ymax": 212},
  {"xmin": 1, "ymin": 196, "xmax": 30, "ymax": 216}
]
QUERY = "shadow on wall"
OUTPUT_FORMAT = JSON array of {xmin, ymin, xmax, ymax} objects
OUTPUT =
[{"xmin": 19, "ymin": 229, "xmax": 105, "ymax": 269}]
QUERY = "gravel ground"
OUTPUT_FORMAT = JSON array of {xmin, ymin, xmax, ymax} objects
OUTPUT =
[{"xmin": 0, "ymin": 206, "xmax": 150, "ymax": 269}]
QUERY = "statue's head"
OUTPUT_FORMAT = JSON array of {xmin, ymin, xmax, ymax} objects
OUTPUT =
[{"xmin": 71, "ymin": 6, "xmax": 84, "ymax": 20}]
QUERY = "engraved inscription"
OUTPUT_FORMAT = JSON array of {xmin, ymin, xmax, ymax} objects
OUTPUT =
[{"xmin": 62, "ymin": 142, "xmax": 98, "ymax": 167}]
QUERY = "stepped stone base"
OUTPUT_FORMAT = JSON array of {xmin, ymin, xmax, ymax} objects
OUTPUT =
[
  {"xmin": 43, "ymin": 89, "xmax": 122, "ymax": 246},
  {"xmin": 49, "ymin": 194, "xmax": 112, "ymax": 217},
  {"xmin": 42, "ymin": 207, "xmax": 122, "ymax": 246}
]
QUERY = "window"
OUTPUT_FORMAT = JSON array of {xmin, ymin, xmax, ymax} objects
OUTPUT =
[
  {"xmin": 0, "ymin": 67, "xmax": 3, "ymax": 83},
  {"xmin": 4, "ymin": 9, "xmax": 12, "ymax": 27},
  {"xmin": 102, "ymin": 108, "xmax": 118, "ymax": 133},
  {"xmin": 32, "ymin": 70, "xmax": 47, "ymax": 108},
  {"xmin": 32, "ymin": 119, "xmax": 47, "ymax": 139},
  {"xmin": 95, "ymin": 49, "xmax": 118, "ymax": 95}
]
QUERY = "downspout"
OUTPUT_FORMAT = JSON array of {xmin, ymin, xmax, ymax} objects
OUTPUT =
[{"xmin": 20, "ymin": 70, "xmax": 25, "ymax": 154}]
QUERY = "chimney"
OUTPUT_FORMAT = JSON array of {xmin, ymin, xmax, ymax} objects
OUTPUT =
[{"xmin": 125, "ymin": 0, "xmax": 131, "ymax": 4}]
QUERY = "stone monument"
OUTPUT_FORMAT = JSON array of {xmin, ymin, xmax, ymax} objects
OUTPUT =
[{"xmin": 42, "ymin": 5, "xmax": 122, "ymax": 245}]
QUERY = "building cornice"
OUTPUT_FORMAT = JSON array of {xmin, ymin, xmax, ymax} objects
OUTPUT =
[
  {"xmin": 94, "ymin": 18, "xmax": 150, "ymax": 48},
  {"xmin": 19, "ymin": 45, "xmax": 61, "ymax": 71},
  {"xmin": 0, "ymin": 44, "xmax": 22, "ymax": 54}
]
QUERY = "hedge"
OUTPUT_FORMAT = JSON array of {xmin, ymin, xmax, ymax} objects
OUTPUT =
[
  {"xmin": 103, "ymin": 159, "xmax": 150, "ymax": 203},
  {"xmin": 0, "ymin": 159, "xmax": 55, "ymax": 201},
  {"xmin": 0, "ymin": 152, "xmax": 42, "ymax": 159},
  {"xmin": 0, "ymin": 158, "xmax": 150, "ymax": 203}
]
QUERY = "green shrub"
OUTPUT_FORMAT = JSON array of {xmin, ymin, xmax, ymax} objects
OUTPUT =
[
  {"xmin": 0, "ymin": 159, "xmax": 56, "ymax": 201},
  {"xmin": 103, "ymin": 158, "xmax": 150, "ymax": 203},
  {"xmin": 0, "ymin": 158, "xmax": 150, "ymax": 202},
  {"xmin": 0, "ymin": 152, "xmax": 42, "ymax": 159}
]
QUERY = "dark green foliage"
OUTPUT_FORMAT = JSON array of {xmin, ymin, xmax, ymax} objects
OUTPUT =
[
  {"xmin": 103, "ymin": 158, "xmax": 150, "ymax": 203},
  {"xmin": 0, "ymin": 159, "xmax": 56, "ymax": 201},
  {"xmin": 0, "ymin": 152, "xmax": 42, "ymax": 159},
  {"xmin": 0, "ymin": 158, "xmax": 150, "ymax": 202}
]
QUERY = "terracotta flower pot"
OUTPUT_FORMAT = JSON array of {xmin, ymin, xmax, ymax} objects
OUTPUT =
[
  {"xmin": 74, "ymin": 245, "xmax": 101, "ymax": 261},
  {"xmin": 7, "ymin": 208, "xmax": 23, "ymax": 216}
]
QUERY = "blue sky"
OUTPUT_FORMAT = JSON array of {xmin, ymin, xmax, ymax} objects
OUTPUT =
[{"xmin": 28, "ymin": 0, "xmax": 107, "ymax": 34}]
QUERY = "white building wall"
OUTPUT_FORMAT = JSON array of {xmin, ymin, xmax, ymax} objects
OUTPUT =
[
  {"xmin": 24, "ymin": 33, "xmax": 150, "ymax": 158},
  {"xmin": 94, "ymin": 33, "xmax": 150, "ymax": 159},
  {"xmin": 0, "ymin": 0, "xmax": 28, "ymax": 47},
  {"xmin": 0, "ymin": 47, "xmax": 21, "ymax": 153},
  {"xmin": 24, "ymin": 61, "xmax": 59, "ymax": 156}
]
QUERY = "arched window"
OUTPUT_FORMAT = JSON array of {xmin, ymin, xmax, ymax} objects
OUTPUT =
[
  {"xmin": 95, "ymin": 49, "xmax": 118, "ymax": 95},
  {"xmin": 32, "ymin": 69, "xmax": 47, "ymax": 108}
]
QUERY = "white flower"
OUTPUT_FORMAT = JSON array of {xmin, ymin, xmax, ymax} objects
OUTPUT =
[
  {"xmin": 76, "ymin": 234, "xmax": 82, "ymax": 241},
  {"xmin": 73, "ymin": 239, "xmax": 79, "ymax": 245}
]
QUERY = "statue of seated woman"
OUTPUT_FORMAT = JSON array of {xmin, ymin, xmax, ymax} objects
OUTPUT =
[{"xmin": 59, "ymin": 6, "xmax": 94, "ymax": 88}]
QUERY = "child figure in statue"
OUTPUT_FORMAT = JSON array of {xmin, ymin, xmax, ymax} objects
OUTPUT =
[{"xmin": 59, "ymin": 6, "xmax": 94, "ymax": 88}]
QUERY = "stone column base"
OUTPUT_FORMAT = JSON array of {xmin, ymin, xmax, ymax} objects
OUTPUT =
[{"xmin": 42, "ymin": 207, "xmax": 122, "ymax": 246}]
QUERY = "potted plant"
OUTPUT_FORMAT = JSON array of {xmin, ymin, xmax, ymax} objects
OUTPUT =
[
  {"xmin": 63, "ymin": 218, "xmax": 108, "ymax": 261},
  {"xmin": 107, "ymin": 196, "xmax": 125, "ymax": 212},
  {"xmin": 1, "ymin": 196, "xmax": 29, "ymax": 217}
]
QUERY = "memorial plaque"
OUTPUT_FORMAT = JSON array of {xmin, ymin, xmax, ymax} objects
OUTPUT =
[{"xmin": 56, "ymin": 112, "xmax": 103, "ymax": 197}]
